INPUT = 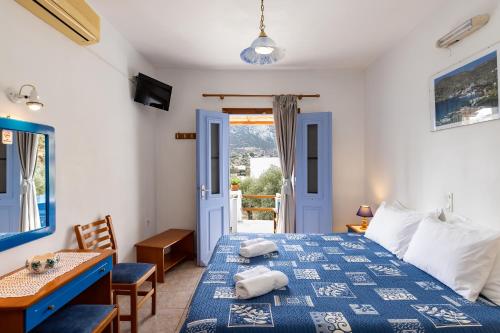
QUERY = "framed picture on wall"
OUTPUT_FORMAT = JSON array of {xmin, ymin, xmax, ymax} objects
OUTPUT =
[{"xmin": 430, "ymin": 45, "xmax": 499, "ymax": 131}]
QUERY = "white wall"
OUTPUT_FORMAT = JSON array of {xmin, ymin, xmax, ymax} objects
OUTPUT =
[
  {"xmin": 0, "ymin": 1, "xmax": 157, "ymax": 274},
  {"xmin": 365, "ymin": 0, "xmax": 500, "ymax": 225},
  {"xmin": 155, "ymin": 68, "xmax": 366, "ymax": 233}
]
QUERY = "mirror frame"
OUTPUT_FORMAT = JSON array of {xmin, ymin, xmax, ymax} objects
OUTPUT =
[{"xmin": 0, "ymin": 118, "xmax": 55, "ymax": 251}]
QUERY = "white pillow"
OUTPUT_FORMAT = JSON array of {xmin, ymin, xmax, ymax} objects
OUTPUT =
[
  {"xmin": 365, "ymin": 202, "xmax": 425, "ymax": 258},
  {"xmin": 404, "ymin": 216, "xmax": 500, "ymax": 301},
  {"xmin": 444, "ymin": 216, "xmax": 500, "ymax": 305},
  {"xmin": 483, "ymin": 249, "xmax": 500, "ymax": 305}
]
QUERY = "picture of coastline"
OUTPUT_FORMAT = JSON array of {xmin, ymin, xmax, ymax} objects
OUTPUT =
[{"xmin": 432, "ymin": 50, "xmax": 499, "ymax": 131}]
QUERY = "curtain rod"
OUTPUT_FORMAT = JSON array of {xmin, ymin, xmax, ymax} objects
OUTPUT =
[{"xmin": 202, "ymin": 93, "xmax": 320, "ymax": 100}]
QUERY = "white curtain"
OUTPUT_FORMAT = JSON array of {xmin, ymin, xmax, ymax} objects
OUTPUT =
[
  {"xmin": 17, "ymin": 132, "xmax": 41, "ymax": 232},
  {"xmin": 273, "ymin": 95, "xmax": 298, "ymax": 233}
]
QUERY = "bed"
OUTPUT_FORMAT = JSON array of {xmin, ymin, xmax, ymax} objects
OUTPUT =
[{"xmin": 180, "ymin": 233, "xmax": 500, "ymax": 332}]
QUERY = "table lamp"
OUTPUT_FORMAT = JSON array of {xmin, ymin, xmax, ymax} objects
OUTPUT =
[{"xmin": 356, "ymin": 205, "xmax": 373, "ymax": 230}]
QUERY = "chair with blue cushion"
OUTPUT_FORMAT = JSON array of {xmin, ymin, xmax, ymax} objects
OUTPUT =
[
  {"xmin": 74, "ymin": 215, "xmax": 157, "ymax": 333},
  {"xmin": 32, "ymin": 304, "xmax": 119, "ymax": 333}
]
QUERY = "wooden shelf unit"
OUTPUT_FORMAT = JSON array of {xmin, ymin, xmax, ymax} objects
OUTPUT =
[
  {"xmin": 164, "ymin": 251, "xmax": 188, "ymax": 272},
  {"xmin": 135, "ymin": 229, "xmax": 195, "ymax": 283}
]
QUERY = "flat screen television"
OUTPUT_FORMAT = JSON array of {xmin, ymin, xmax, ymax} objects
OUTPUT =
[{"xmin": 134, "ymin": 73, "xmax": 172, "ymax": 111}]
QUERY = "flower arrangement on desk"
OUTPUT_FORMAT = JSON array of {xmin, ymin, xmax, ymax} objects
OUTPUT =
[{"xmin": 26, "ymin": 252, "xmax": 60, "ymax": 273}]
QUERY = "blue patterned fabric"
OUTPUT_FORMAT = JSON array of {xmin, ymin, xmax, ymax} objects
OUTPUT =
[
  {"xmin": 112, "ymin": 262, "xmax": 154, "ymax": 284},
  {"xmin": 31, "ymin": 304, "xmax": 115, "ymax": 333},
  {"xmin": 180, "ymin": 233, "xmax": 500, "ymax": 333}
]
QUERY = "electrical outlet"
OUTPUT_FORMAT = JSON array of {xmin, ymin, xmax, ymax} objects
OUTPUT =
[{"xmin": 446, "ymin": 193, "xmax": 454, "ymax": 213}]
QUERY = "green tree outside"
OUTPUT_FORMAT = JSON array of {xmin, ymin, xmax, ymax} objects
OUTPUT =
[{"xmin": 239, "ymin": 166, "xmax": 282, "ymax": 220}]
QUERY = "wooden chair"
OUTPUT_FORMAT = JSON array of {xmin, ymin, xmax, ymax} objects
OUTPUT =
[{"xmin": 74, "ymin": 215, "xmax": 157, "ymax": 333}]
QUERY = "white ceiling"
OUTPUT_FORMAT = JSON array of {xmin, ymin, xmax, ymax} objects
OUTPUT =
[{"xmin": 89, "ymin": 0, "xmax": 448, "ymax": 70}]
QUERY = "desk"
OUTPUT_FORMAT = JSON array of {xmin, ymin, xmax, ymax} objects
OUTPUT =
[{"xmin": 0, "ymin": 249, "xmax": 114, "ymax": 333}]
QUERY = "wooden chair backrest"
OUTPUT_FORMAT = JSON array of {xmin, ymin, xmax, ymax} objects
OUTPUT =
[{"xmin": 74, "ymin": 215, "xmax": 118, "ymax": 263}]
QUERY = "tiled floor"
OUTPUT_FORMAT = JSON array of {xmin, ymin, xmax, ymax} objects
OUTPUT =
[{"xmin": 117, "ymin": 260, "xmax": 205, "ymax": 333}]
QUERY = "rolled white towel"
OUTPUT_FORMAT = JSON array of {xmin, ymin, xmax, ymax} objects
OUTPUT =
[
  {"xmin": 239, "ymin": 240, "xmax": 278, "ymax": 258},
  {"xmin": 236, "ymin": 271, "xmax": 289, "ymax": 299},
  {"xmin": 240, "ymin": 238, "xmax": 266, "ymax": 248},
  {"xmin": 233, "ymin": 265, "xmax": 271, "ymax": 283}
]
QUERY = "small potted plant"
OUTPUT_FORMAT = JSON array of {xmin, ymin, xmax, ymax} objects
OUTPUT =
[{"xmin": 230, "ymin": 177, "xmax": 241, "ymax": 191}]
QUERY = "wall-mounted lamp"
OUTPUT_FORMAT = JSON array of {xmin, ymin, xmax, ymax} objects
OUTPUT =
[{"xmin": 8, "ymin": 84, "xmax": 44, "ymax": 111}]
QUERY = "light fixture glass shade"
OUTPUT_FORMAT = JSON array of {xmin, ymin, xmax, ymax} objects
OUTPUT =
[
  {"xmin": 26, "ymin": 101, "xmax": 43, "ymax": 111},
  {"xmin": 26, "ymin": 87, "xmax": 43, "ymax": 111},
  {"xmin": 240, "ymin": 35, "xmax": 284, "ymax": 65}
]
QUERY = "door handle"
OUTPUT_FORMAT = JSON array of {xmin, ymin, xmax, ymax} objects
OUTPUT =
[{"xmin": 200, "ymin": 185, "xmax": 210, "ymax": 200}]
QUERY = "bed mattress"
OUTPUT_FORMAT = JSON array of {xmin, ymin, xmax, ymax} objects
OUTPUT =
[{"xmin": 180, "ymin": 233, "xmax": 500, "ymax": 332}]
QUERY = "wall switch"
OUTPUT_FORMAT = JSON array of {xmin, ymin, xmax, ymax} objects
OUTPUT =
[{"xmin": 446, "ymin": 193, "xmax": 454, "ymax": 213}]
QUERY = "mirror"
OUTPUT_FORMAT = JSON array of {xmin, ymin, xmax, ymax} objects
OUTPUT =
[{"xmin": 0, "ymin": 118, "xmax": 54, "ymax": 251}]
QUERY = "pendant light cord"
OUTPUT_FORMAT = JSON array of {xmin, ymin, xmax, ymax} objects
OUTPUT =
[{"xmin": 259, "ymin": 0, "xmax": 265, "ymax": 33}]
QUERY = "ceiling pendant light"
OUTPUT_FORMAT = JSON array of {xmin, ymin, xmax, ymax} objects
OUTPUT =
[{"xmin": 240, "ymin": 0, "xmax": 284, "ymax": 65}]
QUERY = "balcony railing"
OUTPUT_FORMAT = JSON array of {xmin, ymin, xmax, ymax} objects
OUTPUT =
[{"xmin": 241, "ymin": 194, "xmax": 280, "ymax": 233}]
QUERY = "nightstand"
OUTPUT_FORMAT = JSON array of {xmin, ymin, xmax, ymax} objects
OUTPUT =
[{"xmin": 346, "ymin": 224, "xmax": 367, "ymax": 234}]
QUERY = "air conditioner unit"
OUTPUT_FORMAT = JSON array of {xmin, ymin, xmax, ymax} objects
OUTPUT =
[
  {"xmin": 436, "ymin": 15, "xmax": 489, "ymax": 48},
  {"xmin": 16, "ymin": 0, "xmax": 100, "ymax": 46}
]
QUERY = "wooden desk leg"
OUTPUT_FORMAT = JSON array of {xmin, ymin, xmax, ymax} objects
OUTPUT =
[{"xmin": 4, "ymin": 311, "xmax": 24, "ymax": 333}]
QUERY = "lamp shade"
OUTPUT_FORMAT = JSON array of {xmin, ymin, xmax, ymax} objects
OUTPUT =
[
  {"xmin": 356, "ymin": 205, "xmax": 373, "ymax": 218},
  {"xmin": 240, "ymin": 35, "xmax": 284, "ymax": 65}
]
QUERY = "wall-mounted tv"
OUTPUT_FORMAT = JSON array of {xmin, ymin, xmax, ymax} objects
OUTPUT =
[{"xmin": 134, "ymin": 73, "xmax": 172, "ymax": 111}]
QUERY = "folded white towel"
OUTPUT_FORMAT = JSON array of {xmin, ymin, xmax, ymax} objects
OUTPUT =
[
  {"xmin": 239, "ymin": 240, "xmax": 278, "ymax": 258},
  {"xmin": 236, "ymin": 271, "xmax": 289, "ymax": 299},
  {"xmin": 233, "ymin": 265, "xmax": 271, "ymax": 283},
  {"xmin": 240, "ymin": 238, "xmax": 266, "ymax": 248}
]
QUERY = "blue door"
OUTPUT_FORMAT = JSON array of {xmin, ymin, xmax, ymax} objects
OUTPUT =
[
  {"xmin": 196, "ymin": 109, "xmax": 229, "ymax": 266},
  {"xmin": 295, "ymin": 112, "xmax": 332, "ymax": 233}
]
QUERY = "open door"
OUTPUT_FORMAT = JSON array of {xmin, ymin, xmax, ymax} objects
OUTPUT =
[
  {"xmin": 295, "ymin": 112, "xmax": 332, "ymax": 233},
  {"xmin": 196, "ymin": 109, "xmax": 229, "ymax": 266}
]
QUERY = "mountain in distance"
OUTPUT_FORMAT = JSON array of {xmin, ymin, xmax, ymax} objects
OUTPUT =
[
  {"xmin": 230, "ymin": 125, "xmax": 278, "ymax": 155},
  {"xmin": 230, "ymin": 125, "xmax": 278, "ymax": 174}
]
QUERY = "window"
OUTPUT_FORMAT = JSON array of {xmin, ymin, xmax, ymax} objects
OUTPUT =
[
  {"xmin": 210, "ymin": 123, "xmax": 220, "ymax": 195},
  {"xmin": 307, "ymin": 124, "xmax": 318, "ymax": 194}
]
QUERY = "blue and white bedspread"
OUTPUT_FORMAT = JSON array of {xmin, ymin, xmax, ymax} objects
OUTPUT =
[{"xmin": 180, "ymin": 233, "xmax": 500, "ymax": 333}]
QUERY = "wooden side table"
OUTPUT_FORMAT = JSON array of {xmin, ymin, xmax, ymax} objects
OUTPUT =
[
  {"xmin": 135, "ymin": 229, "xmax": 195, "ymax": 283},
  {"xmin": 346, "ymin": 224, "xmax": 367, "ymax": 234}
]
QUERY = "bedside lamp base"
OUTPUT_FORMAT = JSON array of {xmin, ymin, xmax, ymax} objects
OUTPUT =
[{"xmin": 360, "ymin": 217, "xmax": 368, "ymax": 230}]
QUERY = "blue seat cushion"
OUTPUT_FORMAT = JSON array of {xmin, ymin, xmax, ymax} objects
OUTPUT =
[
  {"xmin": 32, "ymin": 304, "xmax": 115, "ymax": 333},
  {"xmin": 112, "ymin": 262, "xmax": 154, "ymax": 284}
]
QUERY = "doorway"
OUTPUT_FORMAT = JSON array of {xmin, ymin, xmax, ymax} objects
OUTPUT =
[
  {"xmin": 228, "ymin": 114, "xmax": 282, "ymax": 234},
  {"xmin": 196, "ymin": 109, "xmax": 333, "ymax": 266}
]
